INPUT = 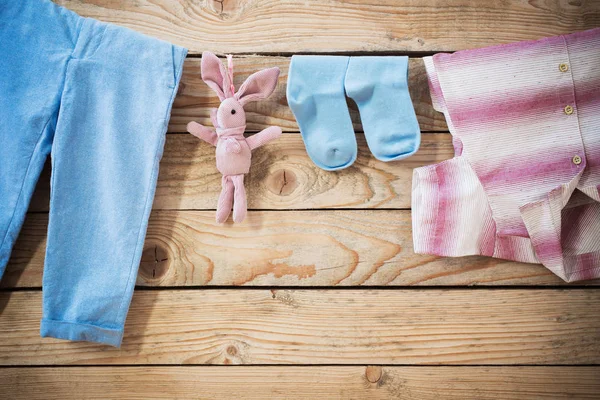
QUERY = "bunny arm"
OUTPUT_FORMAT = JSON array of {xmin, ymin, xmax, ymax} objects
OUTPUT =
[
  {"xmin": 246, "ymin": 126, "xmax": 282, "ymax": 151},
  {"xmin": 187, "ymin": 121, "xmax": 218, "ymax": 146}
]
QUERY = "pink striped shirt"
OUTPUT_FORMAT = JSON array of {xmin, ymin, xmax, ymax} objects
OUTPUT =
[{"xmin": 412, "ymin": 28, "xmax": 600, "ymax": 282}]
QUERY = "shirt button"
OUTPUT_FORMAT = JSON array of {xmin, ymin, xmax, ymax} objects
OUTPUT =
[
  {"xmin": 572, "ymin": 155, "xmax": 582, "ymax": 165},
  {"xmin": 564, "ymin": 105, "xmax": 574, "ymax": 115},
  {"xmin": 559, "ymin": 63, "xmax": 569, "ymax": 72}
]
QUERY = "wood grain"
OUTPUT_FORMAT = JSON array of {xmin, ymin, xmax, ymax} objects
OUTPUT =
[
  {"xmin": 3, "ymin": 2, "xmax": 598, "ymax": 396},
  {"xmin": 56, "ymin": 0, "xmax": 600, "ymax": 54},
  {"xmin": 1, "ymin": 289, "xmax": 599, "ymax": 365},
  {"xmin": 4, "ymin": 210, "xmax": 587, "ymax": 289},
  {"xmin": 2, "ymin": 366, "xmax": 600, "ymax": 399},
  {"xmin": 170, "ymin": 57, "xmax": 447, "ymax": 133},
  {"xmin": 28, "ymin": 133, "xmax": 455, "ymax": 212}
]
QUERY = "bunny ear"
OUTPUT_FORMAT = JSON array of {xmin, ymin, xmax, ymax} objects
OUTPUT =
[
  {"xmin": 235, "ymin": 67, "xmax": 280, "ymax": 106},
  {"xmin": 201, "ymin": 51, "xmax": 234, "ymax": 101}
]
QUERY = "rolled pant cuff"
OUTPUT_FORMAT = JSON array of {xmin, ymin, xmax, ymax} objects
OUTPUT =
[{"xmin": 40, "ymin": 319, "xmax": 124, "ymax": 347}]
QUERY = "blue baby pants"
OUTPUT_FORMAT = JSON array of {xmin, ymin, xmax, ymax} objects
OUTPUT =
[{"xmin": 0, "ymin": 0, "xmax": 187, "ymax": 346}]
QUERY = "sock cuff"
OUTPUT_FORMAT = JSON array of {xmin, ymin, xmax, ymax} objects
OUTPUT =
[
  {"xmin": 290, "ymin": 55, "xmax": 349, "ymax": 73},
  {"xmin": 287, "ymin": 55, "xmax": 350, "ymax": 94},
  {"xmin": 345, "ymin": 56, "xmax": 409, "ymax": 87}
]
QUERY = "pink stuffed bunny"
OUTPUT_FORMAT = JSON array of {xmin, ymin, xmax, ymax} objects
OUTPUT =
[{"xmin": 187, "ymin": 52, "xmax": 282, "ymax": 223}]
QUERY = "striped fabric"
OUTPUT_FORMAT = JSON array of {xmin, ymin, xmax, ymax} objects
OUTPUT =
[{"xmin": 412, "ymin": 28, "xmax": 600, "ymax": 282}]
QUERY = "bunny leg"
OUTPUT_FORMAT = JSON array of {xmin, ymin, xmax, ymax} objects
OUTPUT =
[
  {"xmin": 231, "ymin": 174, "xmax": 247, "ymax": 223},
  {"xmin": 216, "ymin": 175, "xmax": 234, "ymax": 223}
]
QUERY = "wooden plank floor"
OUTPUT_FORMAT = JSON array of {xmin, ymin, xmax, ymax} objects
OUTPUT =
[{"xmin": 2, "ymin": 1, "xmax": 600, "ymax": 398}]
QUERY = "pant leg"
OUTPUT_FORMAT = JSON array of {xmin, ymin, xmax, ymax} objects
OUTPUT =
[
  {"xmin": 0, "ymin": 1, "xmax": 80, "ymax": 276},
  {"xmin": 40, "ymin": 17, "xmax": 187, "ymax": 346}
]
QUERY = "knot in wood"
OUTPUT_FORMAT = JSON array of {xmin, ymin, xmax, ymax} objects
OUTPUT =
[
  {"xmin": 267, "ymin": 169, "xmax": 298, "ymax": 196},
  {"xmin": 209, "ymin": 0, "xmax": 237, "ymax": 18},
  {"xmin": 227, "ymin": 345, "xmax": 238, "ymax": 356},
  {"xmin": 365, "ymin": 366, "xmax": 382, "ymax": 383},
  {"xmin": 139, "ymin": 243, "xmax": 171, "ymax": 281}
]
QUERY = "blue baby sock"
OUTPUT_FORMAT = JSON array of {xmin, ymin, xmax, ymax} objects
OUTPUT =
[
  {"xmin": 287, "ymin": 56, "xmax": 357, "ymax": 171},
  {"xmin": 344, "ymin": 56, "xmax": 420, "ymax": 162}
]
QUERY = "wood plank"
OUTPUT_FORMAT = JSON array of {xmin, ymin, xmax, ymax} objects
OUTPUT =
[
  {"xmin": 2, "ymin": 366, "xmax": 600, "ymax": 399},
  {"xmin": 1, "ymin": 289, "xmax": 599, "ymax": 365},
  {"xmin": 56, "ymin": 0, "xmax": 600, "ymax": 54},
  {"xmin": 169, "ymin": 57, "xmax": 447, "ymax": 133},
  {"xmin": 28, "ymin": 133, "xmax": 454, "ymax": 212},
  {"xmin": 4, "ymin": 210, "xmax": 589, "ymax": 289}
]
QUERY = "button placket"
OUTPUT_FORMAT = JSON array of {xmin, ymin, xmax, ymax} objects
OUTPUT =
[
  {"xmin": 556, "ymin": 54, "xmax": 585, "ymax": 170},
  {"xmin": 556, "ymin": 60, "xmax": 576, "ymax": 118}
]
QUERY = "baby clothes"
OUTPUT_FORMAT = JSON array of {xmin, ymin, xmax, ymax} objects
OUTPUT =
[
  {"xmin": 412, "ymin": 28, "xmax": 600, "ymax": 282},
  {"xmin": 287, "ymin": 56, "xmax": 420, "ymax": 171},
  {"xmin": 287, "ymin": 56, "xmax": 357, "ymax": 170},
  {"xmin": 0, "ymin": 0, "xmax": 187, "ymax": 346},
  {"xmin": 345, "ymin": 57, "xmax": 421, "ymax": 162}
]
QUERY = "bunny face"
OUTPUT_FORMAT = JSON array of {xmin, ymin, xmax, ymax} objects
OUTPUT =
[
  {"xmin": 216, "ymin": 97, "xmax": 246, "ymax": 130},
  {"xmin": 200, "ymin": 51, "xmax": 281, "ymax": 130}
]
